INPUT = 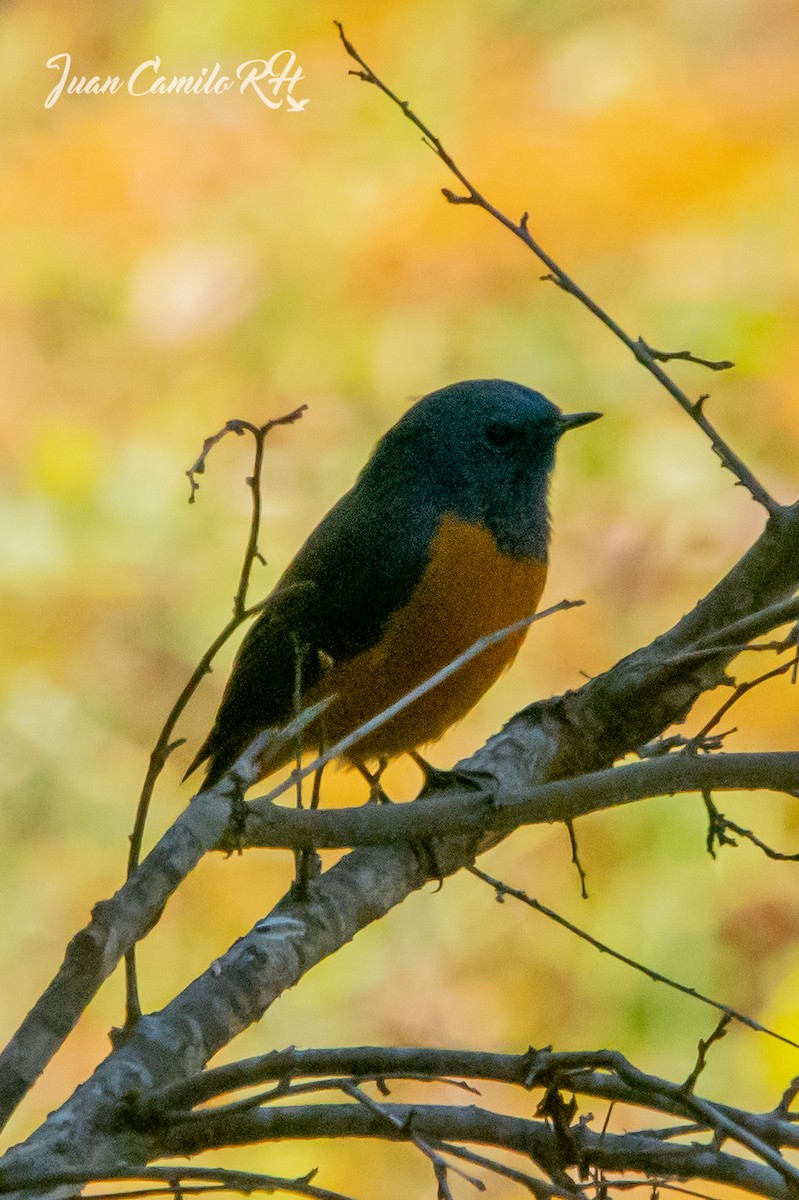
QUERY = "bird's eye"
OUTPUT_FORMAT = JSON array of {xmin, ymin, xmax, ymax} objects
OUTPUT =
[{"xmin": 485, "ymin": 422, "xmax": 516, "ymax": 451}]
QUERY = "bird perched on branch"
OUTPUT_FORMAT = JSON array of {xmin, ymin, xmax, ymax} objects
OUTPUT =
[{"xmin": 186, "ymin": 379, "xmax": 601, "ymax": 789}]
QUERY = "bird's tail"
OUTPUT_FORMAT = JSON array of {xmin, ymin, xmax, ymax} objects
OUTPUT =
[{"xmin": 183, "ymin": 695, "xmax": 336, "ymax": 791}]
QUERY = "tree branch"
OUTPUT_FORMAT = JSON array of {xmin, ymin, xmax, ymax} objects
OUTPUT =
[
  {"xmin": 155, "ymin": 1100, "xmax": 794, "ymax": 1200},
  {"xmin": 125, "ymin": 409, "xmax": 306, "ymax": 1028},
  {"xmin": 334, "ymin": 23, "xmax": 780, "ymax": 515},
  {"xmin": 0, "ymin": 726, "xmax": 291, "ymax": 1128},
  {"xmin": 141, "ymin": 1044, "xmax": 799, "ymax": 1161},
  {"xmin": 4, "ymin": 499, "xmax": 799, "ymax": 1179},
  {"xmin": 4, "ymin": 27, "xmax": 799, "ymax": 1199},
  {"xmin": 469, "ymin": 867, "xmax": 798, "ymax": 1050},
  {"xmin": 238, "ymin": 749, "xmax": 799, "ymax": 850},
  {"xmin": 0, "ymin": 1164, "xmax": 352, "ymax": 1200}
]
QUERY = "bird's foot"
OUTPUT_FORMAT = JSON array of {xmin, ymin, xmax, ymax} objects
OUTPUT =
[
  {"xmin": 410, "ymin": 838, "xmax": 447, "ymax": 890},
  {"xmin": 409, "ymin": 749, "xmax": 452, "ymax": 793},
  {"xmin": 409, "ymin": 750, "xmax": 489, "ymax": 800},
  {"xmin": 292, "ymin": 848, "xmax": 322, "ymax": 899},
  {"xmin": 356, "ymin": 757, "xmax": 393, "ymax": 804},
  {"xmin": 222, "ymin": 775, "xmax": 250, "ymax": 854}
]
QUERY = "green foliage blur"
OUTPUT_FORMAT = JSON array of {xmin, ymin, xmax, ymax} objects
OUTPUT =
[{"xmin": 1, "ymin": 1, "xmax": 798, "ymax": 1194}]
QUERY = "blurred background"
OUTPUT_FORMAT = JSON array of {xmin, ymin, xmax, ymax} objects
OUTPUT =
[{"xmin": 1, "ymin": 0, "xmax": 799, "ymax": 1194}]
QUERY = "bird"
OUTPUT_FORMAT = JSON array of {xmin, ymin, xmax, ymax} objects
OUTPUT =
[{"xmin": 186, "ymin": 379, "xmax": 601, "ymax": 790}]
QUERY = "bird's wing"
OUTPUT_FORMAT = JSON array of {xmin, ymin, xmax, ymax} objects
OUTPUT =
[
  {"xmin": 185, "ymin": 475, "xmax": 440, "ymax": 786},
  {"xmin": 182, "ymin": 579, "xmax": 321, "ymax": 785}
]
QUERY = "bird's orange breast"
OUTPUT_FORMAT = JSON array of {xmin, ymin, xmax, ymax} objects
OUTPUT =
[{"xmin": 313, "ymin": 513, "xmax": 548, "ymax": 762}]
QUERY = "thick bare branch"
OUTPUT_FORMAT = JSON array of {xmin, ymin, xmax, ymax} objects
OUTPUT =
[
  {"xmin": 239, "ymin": 749, "xmax": 799, "ymax": 850},
  {"xmin": 4, "ymin": 500, "xmax": 799, "ymax": 1181},
  {"xmin": 156, "ymin": 1100, "xmax": 793, "ymax": 1200},
  {"xmin": 0, "ymin": 722, "xmax": 302, "ymax": 1128},
  {"xmin": 144, "ymin": 1044, "xmax": 799, "ymax": 1160},
  {"xmin": 0, "ymin": 1164, "xmax": 351, "ymax": 1200}
]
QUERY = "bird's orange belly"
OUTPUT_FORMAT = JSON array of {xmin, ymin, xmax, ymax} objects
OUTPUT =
[{"xmin": 314, "ymin": 514, "xmax": 548, "ymax": 762}]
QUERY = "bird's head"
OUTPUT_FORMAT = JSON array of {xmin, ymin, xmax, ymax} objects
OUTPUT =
[{"xmin": 368, "ymin": 379, "xmax": 601, "ymax": 557}]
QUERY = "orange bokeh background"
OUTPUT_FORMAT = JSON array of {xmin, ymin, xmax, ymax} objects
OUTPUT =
[{"xmin": 1, "ymin": 2, "xmax": 798, "ymax": 1195}]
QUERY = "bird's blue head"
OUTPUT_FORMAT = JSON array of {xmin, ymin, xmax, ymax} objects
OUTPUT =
[{"xmin": 366, "ymin": 379, "xmax": 601, "ymax": 559}]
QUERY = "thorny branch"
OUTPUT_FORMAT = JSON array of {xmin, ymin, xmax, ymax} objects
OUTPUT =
[{"xmin": 334, "ymin": 22, "xmax": 780, "ymax": 515}]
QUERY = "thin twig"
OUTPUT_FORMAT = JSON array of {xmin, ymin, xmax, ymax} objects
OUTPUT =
[
  {"xmin": 702, "ymin": 788, "xmax": 738, "ymax": 858},
  {"xmin": 170, "ymin": 1071, "xmax": 480, "ymax": 1122},
  {"xmin": 707, "ymin": 808, "xmax": 799, "ymax": 863},
  {"xmin": 583, "ymin": 1180, "xmax": 725, "ymax": 1200},
  {"xmin": 683, "ymin": 1017, "xmax": 731, "ymax": 1093},
  {"xmin": 636, "ymin": 340, "xmax": 734, "ymax": 373},
  {"xmin": 255, "ymin": 599, "xmax": 584, "ymax": 807},
  {"xmin": 1, "ymin": 1164, "xmax": 350, "ymax": 1200},
  {"xmin": 686, "ymin": 658, "xmax": 799, "ymax": 752},
  {"xmin": 565, "ymin": 819, "xmax": 589, "ymax": 899},
  {"xmin": 469, "ymin": 866, "xmax": 799, "ymax": 1052},
  {"xmin": 124, "ymin": 408, "xmax": 305, "ymax": 1029},
  {"xmin": 340, "ymin": 1082, "xmax": 486, "ymax": 1195},
  {"xmin": 65, "ymin": 1189, "xmax": 230, "ymax": 1200},
  {"xmin": 775, "ymin": 1077, "xmax": 799, "ymax": 1118},
  {"xmin": 335, "ymin": 23, "xmax": 780, "ymax": 515},
  {"xmin": 440, "ymin": 1141, "xmax": 581, "ymax": 1200}
]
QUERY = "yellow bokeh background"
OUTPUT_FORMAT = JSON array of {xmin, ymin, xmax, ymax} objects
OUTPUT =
[{"xmin": 1, "ymin": 1, "xmax": 799, "ymax": 1195}]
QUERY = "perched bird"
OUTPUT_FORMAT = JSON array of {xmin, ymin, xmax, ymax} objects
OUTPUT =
[{"xmin": 186, "ymin": 379, "xmax": 600, "ymax": 789}]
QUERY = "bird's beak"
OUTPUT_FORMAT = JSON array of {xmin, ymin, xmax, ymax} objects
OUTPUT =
[{"xmin": 558, "ymin": 410, "xmax": 603, "ymax": 435}]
